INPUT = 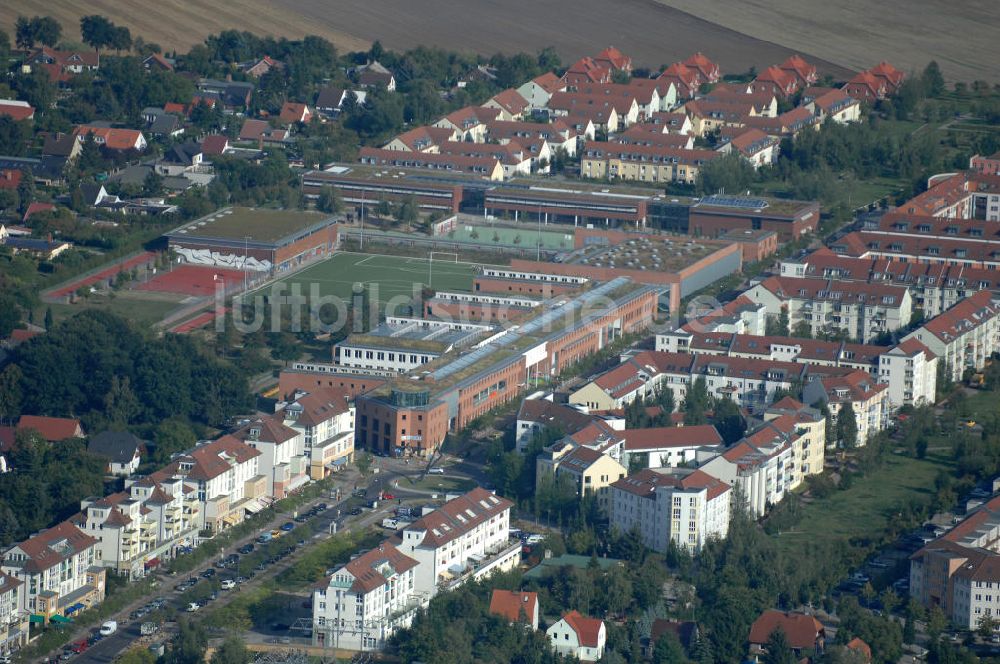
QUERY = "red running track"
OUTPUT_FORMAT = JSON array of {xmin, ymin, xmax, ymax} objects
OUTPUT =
[
  {"xmin": 49, "ymin": 252, "xmax": 157, "ymax": 299},
  {"xmin": 135, "ymin": 265, "xmax": 247, "ymax": 297},
  {"xmin": 169, "ymin": 308, "xmax": 226, "ymax": 334}
]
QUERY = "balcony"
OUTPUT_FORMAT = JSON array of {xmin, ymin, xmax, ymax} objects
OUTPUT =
[{"xmin": 437, "ymin": 539, "xmax": 522, "ymax": 593}]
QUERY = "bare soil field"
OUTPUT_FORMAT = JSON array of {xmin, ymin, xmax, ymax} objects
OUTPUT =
[
  {"xmin": 3, "ymin": 0, "xmax": 851, "ymax": 78},
  {"xmin": 654, "ymin": 0, "xmax": 1000, "ymax": 83}
]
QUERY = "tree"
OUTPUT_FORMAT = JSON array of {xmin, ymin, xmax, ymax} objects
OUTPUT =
[
  {"xmin": 210, "ymin": 636, "xmax": 249, "ymax": 664},
  {"xmin": 683, "ymin": 376, "xmax": 709, "ymax": 426},
  {"xmin": 14, "ymin": 17, "xmax": 34, "ymax": 50},
  {"xmin": 0, "ymin": 365, "xmax": 23, "ymax": 420},
  {"xmin": 316, "ymin": 186, "xmax": 343, "ymax": 214},
  {"xmin": 653, "ymin": 631, "xmax": 687, "ymax": 664},
  {"xmin": 713, "ymin": 396, "xmax": 745, "ymax": 445},
  {"xmin": 977, "ymin": 614, "xmax": 996, "ymax": 639},
  {"xmin": 0, "ymin": 29, "xmax": 9, "ymax": 63},
  {"xmin": 104, "ymin": 375, "xmax": 139, "ymax": 426},
  {"xmin": 80, "ymin": 15, "xmax": 115, "ymax": 52},
  {"xmin": 921, "ymin": 61, "xmax": 946, "ymax": 98},
  {"xmin": 0, "ymin": 294, "xmax": 20, "ymax": 337},
  {"xmin": 766, "ymin": 309, "xmax": 790, "ymax": 336},
  {"xmin": 16, "ymin": 16, "xmax": 61, "ymax": 49},
  {"xmin": 356, "ymin": 451, "xmax": 373, "ymax": 475},
  {"xmin": 837, "ymin": 406, "xmax": 859, "ymax": 449},
  {"xmin": 926, "ymin": 605, "xmax": 947, "ymax": 641},
  {"xmin": 695, "ymin": 152, "xmax": 756, "ymax": 196},
  {"xmin": 142, "ymin": 170, "xmax": 164, "ymax": 197},
  {"xmin": 791, "ymin": 320, "xmax": 812, "ymax": 339},
  {"xmin": 763, "ymin": 628, "xmax": 797, "ymax": 664}
]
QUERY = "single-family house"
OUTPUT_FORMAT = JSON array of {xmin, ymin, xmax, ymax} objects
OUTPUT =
[
  {"xmin": 87, "ymin": 431, "xmax": 145, "ymax": 476},
  {"xmin": 547, "ymin": 611, "xmax": 606, "ymax": 662}
]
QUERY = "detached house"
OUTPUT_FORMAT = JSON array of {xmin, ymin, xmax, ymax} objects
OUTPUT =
[
  {"xmin": 483, "ymin": 89, "xmax": 530, "ymax": 121},
  {"xmin": 356, "ymin": 61, "xmax": 396, "ymax": 90},
  {"xmin": 547, "ymin": 611, "xmax": 606, "ymax": 662},
  {"xmin": 517, "ymin": 72, "xmax": 565, "ymax": 110},
  {"xmin": 749, "ymin": 610, "xmax": 825, "ymax": 662},
  {"xmin": 87, "ymin": 431, "xmax": 145, "ymax": 476},
  {"xmin": 843, "ymin": 71, "xmax": 888, "ymax": 102},
  {"xmin": 489, "ymin": 589, "xmax": 539, "ymax": 630},
  {"xmin": 279, "ymin": 102, "xmax": 313, "ymax": 125},
  {"xmin": 1, "ymin": 521, "xmax": 106, "ymax": 624},
  {"xmin": 682, "ymin": 52, "xmax": 721, "ymax": 84},
  {"xmin": 16, "ymin": 415, "xmax": 84, "ymax": 441},
  {"xmin": 74, "ymin": 126, "xmax": 147, "ymax": 152}
]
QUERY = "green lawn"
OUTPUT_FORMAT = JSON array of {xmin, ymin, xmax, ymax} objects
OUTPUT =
[
  {"xmin": 39, "ymin": 295, "xmax": 183, "ymax": 327},
  {"xmin": 265, "ymin": 251, "xmax": 478, "ymax": 306},
  {"xmin": 774, "ymin": 450, "xmax": 948, "ymax": 554}
]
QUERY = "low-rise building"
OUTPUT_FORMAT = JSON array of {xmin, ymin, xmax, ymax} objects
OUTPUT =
[
  {"xmin": 610, "ymin": 467, "xmax": 730, "ymax": 552},
  {"xmin": 312, "ymin": 540, "xmax": 423, "ymax": 652},
  {"xmin": 748, "ymin": 610, "xmax": 825, "ymax": 662},
  {"xmin": 547, "ymin": 611, "xmax": 606, "ymax": 662},
  {"xmin": 489, "ymin": 589, "xmax": 539, "ymax": 630},
  {"xmin": 1, "ymin": 521, "xmax": 106, "ymax": 624},
  {"xmin": 87, "ymin": 431, "xmax": 145, "ymax": 476}
]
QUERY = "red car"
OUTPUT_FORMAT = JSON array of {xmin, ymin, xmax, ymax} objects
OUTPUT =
[
  {"xmin": 70, "ymin": 640, "xmax": 88, "ymax": 654},
  {"xmin": 381, "ymin": 493, "xmax": 395, "ymax": 500}
]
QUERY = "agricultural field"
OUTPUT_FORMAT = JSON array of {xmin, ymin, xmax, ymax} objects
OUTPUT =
[{"xmin": 263, "ymin": 251, "xmax": 480, "ymax": 307}]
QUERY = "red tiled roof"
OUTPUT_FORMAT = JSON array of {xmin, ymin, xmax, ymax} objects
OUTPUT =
[
  {"xmin": 279, "ymin": 102, "xmax": 312, "ymax": 124},
  {"xmin": 17, "ymin": 415, "xmax": 83, "ymax": 441},
  {"xmin": 561, "ymin": 610, "xmax": 604, "ymax": 648},
  {"xmin": 817, "ymin": 369, "xmax": 887, "ymax": 403},
  {"xmin": 921, "ymin": 290, "xmax": 999, "ymax": 342},
  {"xmin": 0, "ymin": 169, "xmax": 22, "ymax": 190},
  {"xmin": 749, "ymin": 610, "xmax": 824, "ymax": 650},
  {"xmin": 342, "ymin": 540, "xmax": 418, "ymax": 593},
  {"xmin": 846, "ymin": 637, "xmax": 872, "ymax": 661},
  {"xmin": 0, "ymin": 100, "xmax": 35, "ymax": 121},
  {"xmin": 488, "ymin": 89, "xmax": 529, "ymax": 116},
  {"xmin": 404, "ymin": 487, "xmax": 512, "ymax": 548},
  {"xmin": 594, "ymin": 46, "xmax": 631, "ymax": 72},
  {"xmin": 0, "ymin": 426, "xmax": 14, "ymax": 453},
  {"xmin": 74, "ymin": 126, "xmax": 145, "ymax": 151},
  {"xmin": 232, "ymin": 416, "xmax": 299, "ymax": 445},
  {"xmin": 682, "ymin": 52, "xmax": 719, "ymax": 81},
  {"xmin": 11, "ymin": 521, "xmax": 98, "ymax": 574},
  {"xmin": 288, "ymin": 387, "xmax": 351, "ymax": 427},
  {"xmin": 22, "ymin": 202, "xmax": 55, "ymax": 222},
  {"xmin": 489, "ymin": 589, "xmax": 538, "ymax": 624},
  {"xmin": 201, "ymin": 134, "xmax": 229, "ymax": 155},
  {"xmin": 181, "ymin": 435, "xmax": 261, "ymax": 481},
  {"xmin": 621, "ymin": 425, "xmax": 722, "ymax": 451},
  {"xmin": 612, "ymin": 467, "xmax": 730, "ymax": 501}
]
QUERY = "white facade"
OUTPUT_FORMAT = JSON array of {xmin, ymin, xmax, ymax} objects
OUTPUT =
[
  {"xmin": 547, "ymin": 613, "xmax": 606, "ymax": 662},
  {"xmin": 878, "ymin": 342, "xmax": 938, "ymax": 409},
  {"xmin": 699, "ymin": 439, "xmax": 794, "ymax": 518},
  {"xmin": 903, "ymin": 291, "xmax": 1000, "ymax": 382},
  {"xmin": 0, "ymin": 572, "xmax": 27, "ymax": 655}
]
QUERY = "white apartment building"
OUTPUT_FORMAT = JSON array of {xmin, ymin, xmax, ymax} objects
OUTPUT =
[
  {"xmin": 763, "ymin": 398, "xmax": 827, "ymax": 479},
  {"xmin": 231, "ymin": 417, "xmax": 309, "ymax": 499},
  {"xmin": 610, "ymin": 468, "xmax": 730, "ymax": 553},
  {"xmin": 620, "ymin": 425, "xmax": 724, "ymax": 470},
  {"xmin": 282, "ymin": 388, "xmax": 356, "ymax": 480},
  {"xmin": 547, "ymin": 611, "xmax": 606, "ymax": 663},
  {"xmin": 803, "ymin": 370, "xmax": 889, "ymax": 447},
  {"xmin": 700, "ymin": 436, "xmax": 794, "ymax": 519},
  {"xmin": 312, "ymin": 540, "xmax": 424, "ymax": 652},
  {"xmin": 878, "ymin": 339, "xmax": 938, "ymax": 408},
  {"xmin": 569, "ymin": 351, "xmax": 694, "ymax": 411},
  {"xmin": 515, "ymin": 396, "xmax": 605, "ymax": 454},
  {"xmin": 903, "ymin": 290, "xmax": 1000, "ymax": 382},
  {"xmin": 1, "ymin": 521, "xmax": 106, "ymax": 623},
  {"xmin": 0, "ymin": 572, "xmax": 27, "ymax": 655},
  {"xmin": 78, "ymin": 474, "xmax": 199, "ymax": 579},
  {"xmin": 398, "ymin": 488, "xmax": 518, "ymax": 599},
  {"xmin": 745, "ymin": 276, "xmax": 912, "ymax": 344},
  {"xmin": 690, "ymin": 356, "xmax": 807, "ymax": 415},
  {"xmin": 165, "ymin": 436, "xmax": 266, "ymax": 532}
]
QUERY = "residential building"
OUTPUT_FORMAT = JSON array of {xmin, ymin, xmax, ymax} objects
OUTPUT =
[
  {"xmin": 483, "ymin": 89, "xmax": 530, "ymax": 121},
  {"xmin": 751, "ymin": 66, "xmax": 800, "ymax": 98},
  {"xmin": 778, "ymin": 55, "xmax": 818, "ymax": 88},
  {"xmin": 569, "ymin": 350, "xmax": 690, "ymax": 411},
  {"xmin": 657, "ymin": 63, "xmax": 701, "ymax": 100},
  {"xmin": 517, "ymin": 73, "xmax": 565, "ymax": 110},
  {"xmin": 803, "ymin": 370, "xmax": 889, "ymax": 447},
  {"xmin": 580, "ymin": 141, "xmax": 720, "ymax": 184},
  {"xmin": 74, "ymin": 126, "xmax": 147, "ymax": 152},
  {"xmin": 699, "ymin": 434, "xmax": 794, "ymax": 518},
  {"xmin": 593, "ymin": 47, "xmax": 632, "ymax": 74},
  {"xmin": 877, "ymin": 339, "xmax": 938, "ymax": 409},
  {"xmin": 610, "ymin": 467, "xmax": 730, "ymax": 552},
  {"xmin": 383, "ymin": 125, "xmax": 458, "ymax": 152},
  {"xmin": 810, "ymin": 89, "xmax": 861, "ymax": 124},
  {"xmin": 0, "ymin": 572, "xmax": 27, "ymax": 655},
  {"xmin": 398, "ymin": 488, "xmax": 518, "ymax": 598},
  {"xmin": 547, "ymin": 611, "xmax": 606, "ymax": 662},
  {"xmin": 356, "ymin": 61, "xmax": 396, "ymax": 91},
  {"xmin": 26, "ymin": 47, "xmax": 99, "ymax": 83},
  {"xmin": 489, "ymin": 590, "xmax": 539, "ymax": 630},
  {"xmin": 971, "ymin": 152, "xmax": 1000, "ymax": 177},
  {"xmin": 279, "ymin": 102, "xmax": 313, "ymax": 125},
  {"xmin": 312, "ymin": 540, "xmax": 423, "ymax": 652},
  {"xmin": 910, "ymin": 495, "xmax": 1000, "ymax": 628},
  {"xmin": 0, "ymin": 100, "xmax": 35, "ymax": 122},
  {"xmin": 843, "ymin": 71, "xmax": 887, "ymax": 102},
  {"xmin": 748, "ymin": 610, "xmax": 825, "ymax": 661},
  {"xmin": 690, "ymin": 355, "xmax": 808, "ymax": 415},
  {"xmin": 902, "ymin": 290, "xmax": 1000, "ymax": 382},
  {"xmin": 718, "ymin": 128, "xmax": 780, "ymax": 168},
  {"xmin": 87, "ymin": 431, "xmax": 145, "ymax": 476},
  {"xmin": 433, "ymin": 106, "xmax": 498, "ymax": 142},
  {"xmin": 563, "ymin": 57, "xmax": 613, "ymax": 86},
  {"xmin": 745, "ymin": 275, "xmax": 912, "ymax": 343},
  {"xmin": 620, "ymin": 425, "xmax": 724, "ymax": 470},
  {"xmin": 16, "ymin": 415, "xmax": 84, "ymax": 441},
  {"xmin": 230, "ymin": 417, "xmax": 308, "ymax": 499},
  {"xmin": 763, "ymin": 398, "xmax": 827, "ymax": 478},
  {"xmin": 683, "ymin": 52, "xmax": 720, "ymax": 84},
  {"xmin": 282, "ymin": 388, "xmax": 356, "ymax": 479},
  {"xmin": 358, "ymin": 147, "xmax": 504, "ymax": 180},
  {"xmin": 536, "ymin": 444, "xmax": 627, "ymax": 512},
  {"xmin": 1, "ymin": 521, "xmax": 106, "ymax": 623},
  {"xmin": 515, "ymin": 397, "xmax": 602, "ymax": 454}
]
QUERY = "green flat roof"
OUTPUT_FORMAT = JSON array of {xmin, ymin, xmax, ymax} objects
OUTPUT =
[{"xmin": 166, "ymin": 207, "xmax": 333, "ymax": 244}]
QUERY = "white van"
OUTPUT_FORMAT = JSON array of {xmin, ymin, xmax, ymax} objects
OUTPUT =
[
  {"xmin": 99, "ymin": 620, "xmax": 117, "ymax": 636},
  {"xmin": 428, "ymin": 467, "xmax": 445, "ymax": 475}
]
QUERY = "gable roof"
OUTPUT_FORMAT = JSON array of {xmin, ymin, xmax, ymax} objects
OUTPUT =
[
  {"xmin": 201, "ymin": 134, "xmax": 229, "ymax": 156},
  {"xmin": 342, "ymin": 540, "xmax": 418, "ymax": 593},
  {"xmin": 517, "ymin": 399, "xmax": 596, "ymax": 436},
  {"xmin": 180, "ymin": 435, "xmax": 261, "ymax": 481},
  {"xmin": 0, "ymin": 99, "xmax": 35, "ymax": 122},
  {"xmin": 621, "ymin": 425, "xmax": 722, "ymax": 451},
  {"xmin": 74, "ymin": 126, "xmax": 145, "ymax": 151},
  {"xmin": 7, "ymin": 521, "xmax": 97, "ymax": 574},
  {"xmin": 403, "ymin": 487, "xmax": 512, "ymax": 548},
  {"xmin": 279, "ymin": 102, "xmax": 312, "ymax": 124},
  {"xmin": 286, "ymin": 387, "xmax": 351, "ymax": 427},
  {"xmin": 488, "ymin": 89, "xmax": 529, "ymax": 116},
  {"xmin": 232, "ymin": 416, "xmax": 299, "ymax": 445},
  {"xmin": 612, "ymin": 467, "xmax": 730, "ymax": 501},
  {"xmin": 749, "ymin": 610, "xmax": 824, "ymax": 650},
  {"xmin": 489, "ymin": 589, "xmax": 538, "ymax": 623},
  {"xmin": 87, "ymin": 431, "xmax": 144, "ymax": 463},
  {"xmin": 560, "ymin": 610, "xmax": 604, "ymax": 647},
  {"xmin": 920, "ymin": 290, "xmax": 999, "ymax": 343},
  {"xmin": 17, "ymin": 415, "xmax": 83, "ymax": 441},
  {"xmin": 530, "ymin": 72, "xmax": 564, "ymax": 94},
  {"xmin": 315, "ymin": 86, "xmax": 346, "ymax": 111}
]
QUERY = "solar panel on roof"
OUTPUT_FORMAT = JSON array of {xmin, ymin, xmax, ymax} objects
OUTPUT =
[{"xmin": 700, "ymin": 194, "xmax": 769, "ymax": 209}]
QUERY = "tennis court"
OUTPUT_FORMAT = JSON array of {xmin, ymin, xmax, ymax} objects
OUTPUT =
[{"xmin": 265, "ymin": 252, "xmax": 479, "ymax": 305}]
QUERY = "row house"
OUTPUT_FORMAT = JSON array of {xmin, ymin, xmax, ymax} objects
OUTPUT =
[
  {"xmin": 903, "ymin": 290, "xmax": 1000, "ymax": 382},
  {"xmin": 803, "ymin": 370, "xmax": 889, "ymax": 446},
  {"xmin": 282, "ymin": 388, "xmax": 356, "ymax": 479},
  {"xmin": 433, "ymin": 106, "xmax": 500, "ymax": 142},
  {"xmin": 744, "ymin": 275, "xmax": 912, "ymax": 344},
  {"xmin": 580, "ymin": 141, "xmax": 720, "ymax": 184},
  {"xmin": 683, "ymin": 52, "xmax": 721, "ymax": 84},
  {"xmin": 778, "ymin": 55, "xmax": 818, "ymax": 88},
  {"xmin": 911, "ymin": 495, "xmax": 1000, "ymax": 628},
  {"xmin": 383, "ymin": 125, "xmax": 459, "ymax": 152},
  {"xmin": 0, "ymin": 572, "xmax": 27, "ymax": 655},
  {"xmin": 438, "ymin": 140, "xmax": 536, "ymax": 177},
  {"xmin": 699, "ymin": 433, "xmax": 794, "ymax": 518},
  {"xmin": 563, "ymin": 57, "xmax": 613, "ymax": 86},
  {"xmin": 1, "ymin": 522, "xmax": 106, "ymax": 624},
  {"xmin": 610, "ymin": 467, "xmax": 730, "ymax": 553},
  {"xmin": 701, "ymin": 84, "xmax": 778, "ymax": 117},
  {"xmin": 647, "ymin": 111, "xmax": 694, "ymax": 135},
  {"xmin": 162, "ymin": 436, "xmax": 267, "ymax": 532},
  {"xmin": 568, "ymin": 82, "xmax": 657, "ymax": 120},
  {"xmin": 616, "ymin": 126, "xmax": 694, "ymax": 150},
  {"xmin": 398, "ymin": 488, "xmax": 518, "ymax": 598},
  {"xmin": 231, "ymin": 417, "xmax": 309, "ymax": 499},
  {"xmin": 657, "ymin": 63, "xmax": 701, "ymax": 100},
  {"xmin": 718, "ymin": 128, "xmax": 780, "ymax": 168},
  {"xmin": 548, "ymin": 92, "xmax": 636, "ymax": 131},
  {"xmin": 627, "ymin": 78, "xmax": 679, "ymax": 114},
  {"xmin": 487, "ymin": 119, "xmax": 579, "ymax": 157},
  {"xmin": 807, "ymin": 88, "xmax": 862, "ymax": 124},
  {"xmin": 593, "ymin": 46, "xmax": 632, "ymax": 75},
  {"xmin": 751, "ymin": 66, "xmax": 800, "ymax": 98},
  {"xmin": 682, "ymin": 98, "xmax": 758, "ymax": 136},
  {"xmin": 782, "ymin": 247, "xmax": 1000, "ymax": 319},
  {"xmin": 312, "ymin": 541, "xmax": 423, "ymax": 652},
  {"xmin": 516, "ymin": 72, "xmax": 565, "ymax": 111},
  {"xmin": 620, "ymin": 425, "xmax": 724, "ymax": 470},
  {"xmin": 483, "ymin": 88, "xmax": 530, "ymax": 121},
  {"xmin": 77, "ymin": 474, "xmax": 199, "ymax": 579}
]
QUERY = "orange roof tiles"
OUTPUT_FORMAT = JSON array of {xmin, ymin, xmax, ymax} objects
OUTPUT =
[
  {"xmin": 560, "ymin": 610, "xmax": 604, "ymax": 648},
  {"xmin": 749, "ymin": 610, "xmax": 824, "ymax": 650},
  {"xmin": 342, "ymin": 540, "xmax": 418, "ymax": 593},
  {"xmin": 621, "ymin": 425, "xmax": 722, "ymax": 451},
  {"xmin": 489, "ymin": 589, "xmax": 538, "ymax": 624},
  {"xmin": 17, "ymin": 415, "xmax": 84, "ymax": 441}
]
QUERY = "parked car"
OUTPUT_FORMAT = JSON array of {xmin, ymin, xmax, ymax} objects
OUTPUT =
[
  {"xmin": 350, "ymin": 507, "xmax": 362, "ymax": 516},
  {"xmin": 238, "ymin": 544, "xmax": 254, "ymax": 555},
  {"xmin": 220, "ymin": 579, "xmax": 236, "ymax": 590},
  {"xmin": 280, "ymin": 522, "xmax": 295, "ymax": 532},
  {"xmin": 99, "ymin": 621, "xmax": 118, "ymax": 636},
  {"xmin": 186, "ymin": 603, "xmax": 200, "ymax": 613},
  {"xmin": 428, "ymin": 467, "xmax": 445, "ymax": 474},
  {"xmin": 70, "ymin": 640, "xmax": 88, "ymax": 654},
  {"xmin": 201, "ymin": 568, "xmax": 216, "ymax": 578}
]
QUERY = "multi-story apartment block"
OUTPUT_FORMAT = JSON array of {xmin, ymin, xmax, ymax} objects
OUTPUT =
[
  {"xmin": 1, "ymin": 522, "xmax": 106, "ymax": 624},
  {"xmin": 699, "ymin": 435, "xmax": 794, "ymax": 518},
  {"xmin": 515, "ymin": 397, "xmax": 610, "ymax": 454},
  {"xmin": 157, "ymin": 436, "xmax": 266, "ymax": 532},
  {"xmin": 231, "ymin": 417, "xmax": 308, "ymax": 499},
  {"xmin": 282, "ymin": 388, "xmax": 356, "ymax": 480},
  {"xmin": 398, "ymin": 488, "xmax": 519, "ymax": 599},
  {"xmin": 911, "ymin": 495, "xmax": 1000, "ymax": 629},
  {"xmin": 690, "ymin": 356, "xmax": 808, "ymax": 415},
  {"xmin": 803, "ymin": 370, "xmax": 889, "ymax": 447},
  {"xmin": 903, "ymin": 290, "xmax": 1000, "ymax": 382},
  {"xmin": 0, "ymin": 572, "xmax": 27, "ymax": 655},
  {"xmin": 763, "ymin": 397, "xmax": 827, "ymax": 478},
  {"xmin": 569, "ymin": 351, "xmax": 691, "ymax": 411},
  {"xmin": 620, "ymin": 425, "xmax": 724, "ymax": 470},
  {"xmin": 536, "ymin": 443, "xmax": 627, "ymax": 513},
  {"xmin": 878, "ymin": 339, "xmax": 938, "ymax": 408},
  {"xmin": 745, "ymin": 276, "xmax": 912, "ymax": 343},
  {"xmin": 77, "ymin": 474, "xmax": 199, "ymax": 579},
  {"xmin": 312, "ymin": 541, "xmax": 424, "ymax": 652},
  {"xmin": 610, "ymin": 467, "xmax": 730, "ymax": 552}
]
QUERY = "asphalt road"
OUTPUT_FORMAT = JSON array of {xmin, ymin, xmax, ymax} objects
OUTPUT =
[{"xmin": 55, "ymin": 457, "xmax": 469, "ymax": 664}]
